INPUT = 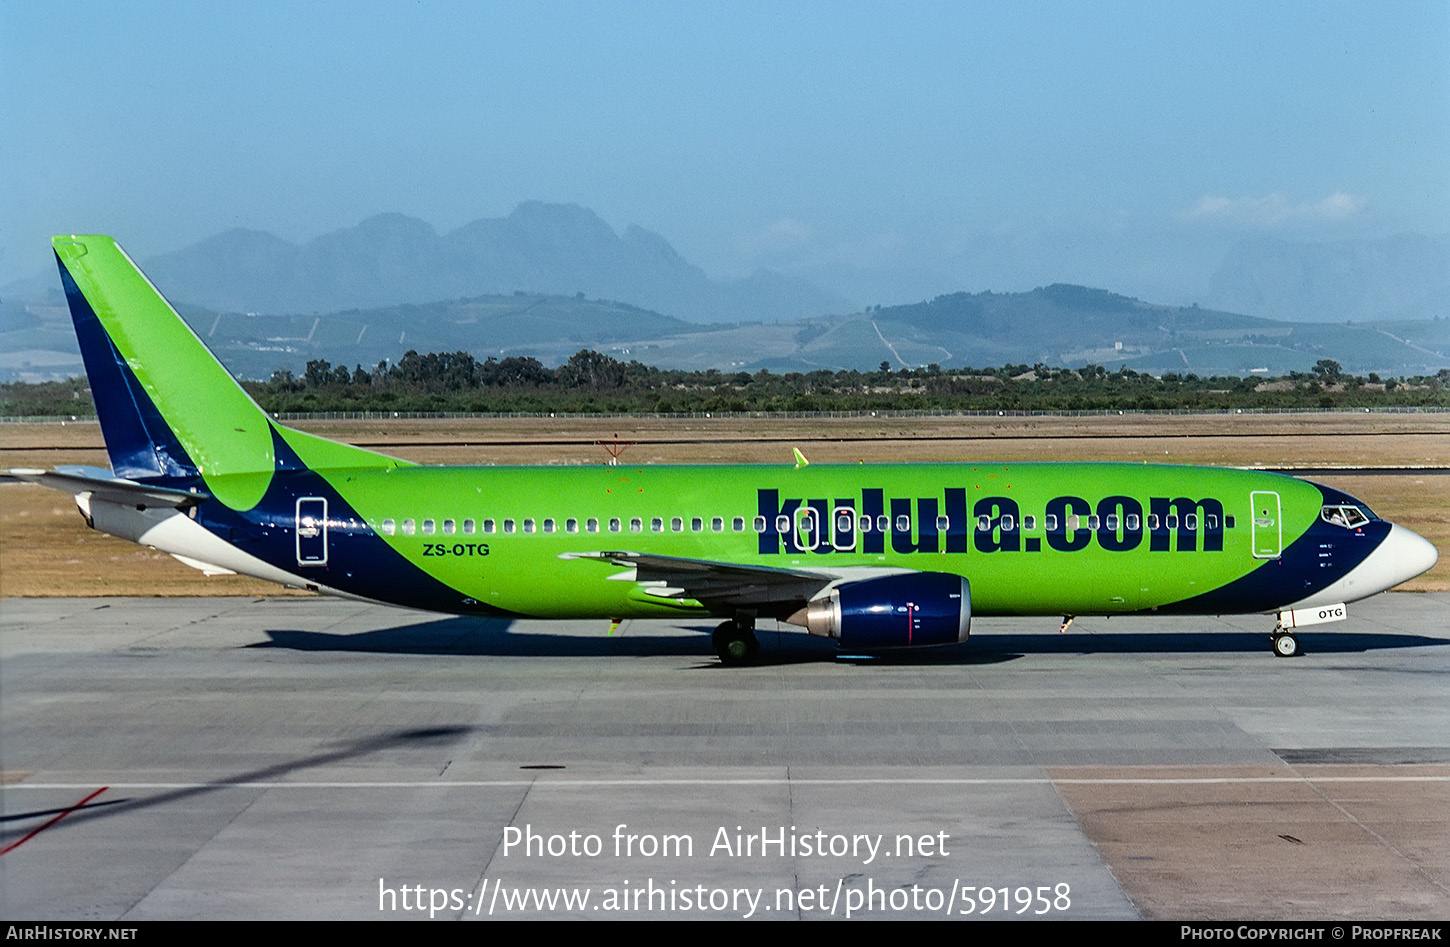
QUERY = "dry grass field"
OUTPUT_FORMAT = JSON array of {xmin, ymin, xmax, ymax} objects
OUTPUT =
[{"xmin": 2, "ymin": 412, "xmax": 1445, "ymax": 597}]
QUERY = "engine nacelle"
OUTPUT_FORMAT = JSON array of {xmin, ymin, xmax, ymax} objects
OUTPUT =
[{"xmin": 795, "ymin": 573, "xmax": 971, "ymax": 649}]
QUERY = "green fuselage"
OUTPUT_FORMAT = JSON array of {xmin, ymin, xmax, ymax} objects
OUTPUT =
[{"xmin": 274, "ymin": 460, "xmax": 1324, "ymax": 618}]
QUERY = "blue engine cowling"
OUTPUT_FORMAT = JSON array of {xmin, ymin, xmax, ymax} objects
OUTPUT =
[{"xmin": 799, "ymin": 573, "xmax": 971, "ymax": 649}]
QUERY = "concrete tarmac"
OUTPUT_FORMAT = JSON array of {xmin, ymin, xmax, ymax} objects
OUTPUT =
[{"xmin": 2, "ymin": 593, "xmax": 1447, "ymax": 921}]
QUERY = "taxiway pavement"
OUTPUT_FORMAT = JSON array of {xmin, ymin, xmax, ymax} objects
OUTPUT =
[{"xmin": 2, "ymin": 594, "xmax": 1447, "ymax": 920}]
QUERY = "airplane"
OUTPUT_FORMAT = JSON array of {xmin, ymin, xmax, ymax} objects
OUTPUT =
[{"xmin": 6, "ymin": 235, "xmax": 1438, "ymax": 663}]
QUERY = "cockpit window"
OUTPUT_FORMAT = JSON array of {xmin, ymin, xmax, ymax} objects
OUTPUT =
[{"xmin": 1321, "ymin": 505, "xmax": 1370, "ymax": 529}]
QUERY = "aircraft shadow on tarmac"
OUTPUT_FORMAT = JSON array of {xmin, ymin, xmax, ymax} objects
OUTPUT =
[
  {"xmin": 251, "ymin": 618, "xmax": 708, "ymax": 658},
  {"xmin": 245, "ymin": 618, "xmax": 1447, "ymax": 663},
  {"xmin": 249, "ymin": 618, "xmax": 1002, "ymax": 666}
]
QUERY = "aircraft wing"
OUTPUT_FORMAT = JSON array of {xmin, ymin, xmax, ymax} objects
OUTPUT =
[
  {"xmin": 2, "ymin": 466, "xmax": 209, "ymax": 510},
  {"xmin": 560, "ymin": 550, "xmax": 834, "ymax": 614}
]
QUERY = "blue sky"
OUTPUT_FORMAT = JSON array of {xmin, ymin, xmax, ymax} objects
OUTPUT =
[{"xmin": 4, "ymin": 1, "xmax": 1447, "ymax": 305}]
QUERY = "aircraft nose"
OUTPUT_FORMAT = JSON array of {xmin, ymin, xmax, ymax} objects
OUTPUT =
[{"xmin": 1376, "ymin": 523, "xmax": 1439, "ymax": 589}]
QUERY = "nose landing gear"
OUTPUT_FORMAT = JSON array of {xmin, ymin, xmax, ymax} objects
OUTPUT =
[
  {"xmin": 1270, "ymin": 604, "xmax": 1346, "ymax": 657},
  {"xmin": 1270, "ymin": 616, "xmax": 1300, "ymax": 657},
  {"xmin": 1271, "ymin": 629, "xmax": 1300, "ymax": 657}
]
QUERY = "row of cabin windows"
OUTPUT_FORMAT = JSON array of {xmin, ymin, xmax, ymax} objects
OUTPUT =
[
  {"xmin": 377, "ymin": 511, "xmax": 1231, "ymax": 537},
  {"xmin": 379, "ymin": 515, "xmax": 753, "ymax": 537},
  {"xmin": 796, "ymin": 512, "xmax": 1226, "ymax": 533}
]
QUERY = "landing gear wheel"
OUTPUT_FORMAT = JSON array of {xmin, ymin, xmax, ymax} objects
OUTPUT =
[
  {"xmin": 713, "ymin": 620, "xmax": 759, "ymax": 666},
  {"xmin": 1272, "ymin": 632, "xmax": 1299, "ymax": 657}
]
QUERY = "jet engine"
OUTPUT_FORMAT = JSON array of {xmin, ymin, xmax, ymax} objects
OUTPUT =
[{"xmin": 792, "ymin": 573, "xmax": 971, "ymax": 649}]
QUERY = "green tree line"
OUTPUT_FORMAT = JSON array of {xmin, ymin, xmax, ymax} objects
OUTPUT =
[{"xmin": 4, "ymin": 353, "xmax": 1448, "ymax": 417}]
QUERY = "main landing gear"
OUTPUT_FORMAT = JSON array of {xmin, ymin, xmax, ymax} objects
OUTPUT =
[{"xmin": 713, "ymin": 618, "xmax": 759, "ymax": 666}]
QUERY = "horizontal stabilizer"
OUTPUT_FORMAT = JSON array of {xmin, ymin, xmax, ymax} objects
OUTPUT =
[{"xmin": 3, "ymin": 467, "xmax": 210, "ymax": 510}]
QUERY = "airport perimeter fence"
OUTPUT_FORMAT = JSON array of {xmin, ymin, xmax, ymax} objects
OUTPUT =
[{"xmin": 6, "ymin": 406, "xmax": 1450, "ymax": 424}]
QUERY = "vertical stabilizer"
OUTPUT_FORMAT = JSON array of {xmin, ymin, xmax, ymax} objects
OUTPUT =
[{"xmin": 53, "ymin": 235, "xmax": 404, "ymax": 510}]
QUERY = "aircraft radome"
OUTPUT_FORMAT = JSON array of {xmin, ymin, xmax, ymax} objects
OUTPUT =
[{"xmin": 5, "ymin": 236, "xmax": 1438, "ymax": 663}]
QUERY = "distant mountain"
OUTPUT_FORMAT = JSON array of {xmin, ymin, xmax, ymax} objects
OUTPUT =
[
  {"xmin": 15, "ymin": 280, "xmax": 1440, "ymax": 384},
  {"xmin": 5, "ymin": 235, "xmax": 1447, "ymax": 383},
  {"xmin": 784, "ymin": 285, "xmax": 1450, "ymax": 377},
  {"xmin": 188, "ymin": 293, "xmax": 702, "ymax": 380},
  {"xmin": 1205, "ymin": 233, "xmax": 1450, "ymax": 323},
  {"xmin": 139, "ymin": 203, "xmax": 854, "ymax": 323}
]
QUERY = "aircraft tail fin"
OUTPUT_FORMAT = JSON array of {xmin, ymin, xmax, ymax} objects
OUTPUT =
[{"xmin": 53, "ymin": 235, "xmax": 404, "ymax": 510}]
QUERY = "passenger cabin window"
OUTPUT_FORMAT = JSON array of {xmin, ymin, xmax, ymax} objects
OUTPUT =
[
  {"xmin": 381, "ymin": 519, "xmax": 396, "ymax": 535},
  {"xmin": 691, "ymin": 517, "xmax": 703, "ymax": 532},
  {"xmin": 711, "ymin": 517, "xmax": 724, "ymax": 532},
  {"xmin": 401, "ymin": 519, "xmax": 416, "ymax": 535},
  {"xmin": 672, "ymin": 517, "xmax": 684, "ymax": 532},
  {"xmin": 651, "ymin": 517, "xmax": 664, "ymax": 532},
  {"xmin": 542, "ymin": 518, "xmax": 555, "ymax": 533},
  {"xmin": 502, "ymin": 519, "xmax": 515, "ymax": 534},
  {"xmin": 732, "ymin": 517, "xmax": 745, "ymax": 532},
  {"xmin": 442, "ymin": 519, "xmax": 456, "ymax": 535},
  {"xmin": 462, "ymin": 518, "xmax": 475, "ymax": 534},
  {"xmin": 935, "ymin": 514, "xmax": 950, "ymax": 531},
  {"xmin": 422, "ymin": 519, "xmax": 436, "ymax": 535},
  {"xmin": 630, "ymin": 518, "xmax": 643, "ymax": 533},
  {"xmin": 483, "ymin": 518, "xmax": 496, "ymax": 534},
  {"xmin": 609, "ymin": 518, "xmax": 621, "ymax": 533},
  {"xmin": 566, "ymin": 518, "xmax": 578, "ymax": 533},
  {"xmin": 586, "ymin": 518, "xmax": 599, "ymax": 533},
  {"xmin": 522, "ymin": 518, "xmax": 535, "ymax": 533},
  {"xmin": 1023, "ymin": 515, "xmax": 1037, "ymax": 530},
  {"xmin": 753, "ymin": 516, "xmax": 767, "ymax": 533}
]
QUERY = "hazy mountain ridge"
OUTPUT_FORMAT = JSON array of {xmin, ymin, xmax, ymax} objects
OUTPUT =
[
  {"xmin": 1206, "ymin": 233, "xmax": 1450, "ymax": 323},
  {"xmin": 141, "ymin": 203, "xmax": 854, "ymax": 323},
  {"xmin": 4, "ymin": 280, "xmax": 1445, "ymax": 384},
  {"xmin": 185, "ymin": 293, "xmax": 701, "ymax": 379},
  {"xmin": 822, "ymin": 287, "xmax": 1449, "ymax": 377},
  {"xmin": 3, "ymin": 211, "xmax": 1447, "ymax": 382}
]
